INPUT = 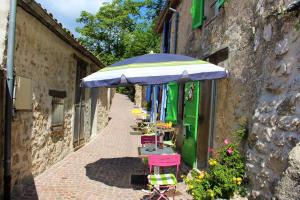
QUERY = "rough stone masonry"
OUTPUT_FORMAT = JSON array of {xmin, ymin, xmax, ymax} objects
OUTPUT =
[
  {"xmin": 155, "ymin": 0, "xmax": 300, "ymax": 199},
  {"xmin": 246, "ymin": 0, "xmax": 300, "ymax": 199},
  {"xmin": 0, "ymin": 1, "xmax": 111, "ymax": 197}
]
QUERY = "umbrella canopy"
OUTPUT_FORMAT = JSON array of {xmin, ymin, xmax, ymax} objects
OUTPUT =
[{"xmin": 82, "ymin": 53, "xmax": 228, "ymax": 88}]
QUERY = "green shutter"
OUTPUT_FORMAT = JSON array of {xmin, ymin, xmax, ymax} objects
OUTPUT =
[
  {"xmin": 191, "ymin": 0, "xmax": 204, "ymax": 29},
  {"xmin": 218, "ymin": 0, "xmax": 225, "ymax": 8},
  {"xmin": 166, "ymin": 82, "xmax": 179, "ymax": 124}
]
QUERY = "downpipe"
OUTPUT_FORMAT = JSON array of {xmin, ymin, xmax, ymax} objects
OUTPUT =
[
  {"xmin": 4, "ymin": 0, "xmax": 17, "ymax": 199},
  {"xmin": 168, "ymin": 7, "xmax": 179, "ymax": 54}
]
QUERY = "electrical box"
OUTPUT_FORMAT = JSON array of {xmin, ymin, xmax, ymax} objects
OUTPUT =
[{"xmin": 14, "ymin": 76, "xmax": 32, "ymax": 110}]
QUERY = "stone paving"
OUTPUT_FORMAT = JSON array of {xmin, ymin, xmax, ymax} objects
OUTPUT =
[{"xmin": 15, "ymin": 94, "xmax": 192, "ymax": 200}]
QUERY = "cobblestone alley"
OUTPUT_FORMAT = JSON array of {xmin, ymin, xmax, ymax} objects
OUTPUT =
[{"xmin": 14, "ymin": 94, "xmax": 191, "ymax": 200}]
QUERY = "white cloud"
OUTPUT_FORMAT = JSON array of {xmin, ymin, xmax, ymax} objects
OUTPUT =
[{"xmin": 36, "ymin": 0, "xmax": 112, "ymax": 35}]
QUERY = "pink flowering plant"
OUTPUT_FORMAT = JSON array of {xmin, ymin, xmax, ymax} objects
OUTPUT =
[{"xmin": 183, "ymin": 136, "xmax": 246, "ymax": 199}]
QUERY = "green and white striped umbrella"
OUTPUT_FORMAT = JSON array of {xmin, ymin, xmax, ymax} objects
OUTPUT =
[{"xmin": 82, "ymin": 53, "xmax": 228, "ymax": 88}]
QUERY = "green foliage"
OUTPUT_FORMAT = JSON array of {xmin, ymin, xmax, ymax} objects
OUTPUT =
[
  {"xmin": 123, "ymin": 23, "xmax": 160, "ymax": 58},
  {"xmin": 146, "ymin": 102, "xmax": 151, "ymax": 111},
  {"xmin": 76, "ymin": 0, "xmax": 161, "ymax": 66},
  {"xmin": 230, "ymin": 118, "xmax": 248, "ymax": 143},
  {"xmin": 183, "ymin": 140, "xmax": 245, "ymax": 199},
  {"xmin": 232, "ymin": 126, "xmax": 248, "ymax": 143},
  {"xmin": 116, "ymin": 86, "xmax": 135, "ymax": 102},
  {"xmin": 234, "ymin": 127, "xmax": 247, "ymax": 140},
  {"xmin": 116, "ymin": 87, "xmax": 126, "ymax": 93}
]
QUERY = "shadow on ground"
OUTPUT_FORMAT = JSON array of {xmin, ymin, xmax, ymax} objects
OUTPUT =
[
  {"xmin": 85, "ymin": 157, "xmax": 147, "ymax": 189},
  {"xmin": 11, "ymin": 174, "xmax": 38, "ymax": 200}
]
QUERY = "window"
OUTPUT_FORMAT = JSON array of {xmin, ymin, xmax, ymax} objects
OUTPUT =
[
  {"xmin": 191, "ymin": 0, "xmax": 225, "ymax": 29},
  {"xmin": 218, "ymin": 0, "xmax": 225, "ymax": 8},
  {"xmin": 51, "ymin": 97, "xmax": 64, "ymax": 131},
  {"xmin": 162, "ymin": 17, "xmax": 172, "ymax": 53},
  {"xmin": 204, "ymin": 0, "xmax": 218, "ymax": 22},
  {"xmin": 49, "ymin": 90, "xmax": 66, "ymax": 131}
]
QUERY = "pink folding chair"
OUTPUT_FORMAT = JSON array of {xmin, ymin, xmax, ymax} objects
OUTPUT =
[
  {"xmin": 141, "ymin": 135, "xmax": 161, "ymax": 147},
  {"xmin": 148, "ymin": 154, "xmax": 181, "ymax": 178},
  {"xmin": 147, "ymin": 154, "xmax": 181, "ymax": 200}
]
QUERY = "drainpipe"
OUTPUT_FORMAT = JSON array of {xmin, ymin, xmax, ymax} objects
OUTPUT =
[
  {"xmin": 207, "ymin": 80, "xmax": 217, "ymax": 166},
  {"xmin": 77, "ymin": 87, "xmax": 83, "ymax": 147},
  {"xmin": 4, "ymin": 0, "xmax": 17, "ymax": 199},
  {"xmin": 168, "ymin": 7, "xmax": 179, "ymax": 54}
]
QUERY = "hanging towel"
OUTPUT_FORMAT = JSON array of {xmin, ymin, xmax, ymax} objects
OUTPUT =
[
  {"xmin": 160, "ymin": 84, "xmax": 168, "ymax": 121},
  {"xmin": 146, "ymin": 86, "xmax": 152, "ymax": 103},
  {"xmin": 150, "ymin": 85, "xmax": 159, "ymax": 122}
]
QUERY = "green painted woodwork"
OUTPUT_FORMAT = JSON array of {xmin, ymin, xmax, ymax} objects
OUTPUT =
[
  {"xmin": 218, "ymin": 0, "xmax": 225, "ymax": 8},
  {"xmin": 166, "ymin": 82, "xmax": 179, "ymax": 124},
  {"xmin": 191, "ymin": 0, "xmax": 204, "ymax": 29},
  {"xmin": 181, "ymin": 138, "xmax": 197, "ymax": 167},
  {"xmin": 182, "ymin": 81, "xmax": 201, "ymax": 167}
]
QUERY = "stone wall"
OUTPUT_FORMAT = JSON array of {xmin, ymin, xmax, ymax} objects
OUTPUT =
[
  {"xmin": 90, "ymin": 87, "xmax": 110, "ymax": 139},
  {"xmin": 245, "ymin": 0, "xmax": 300, "ymax": 198},
  {"xmin": 134, "ymin": 85, "xmax": 143, "ymax": 107},
  {"xmin": 275, "ymin": 142, "xmax": 300, "ymax": 199},
  {"xmin": 8, "ymin": 6, "xmax": 110, "ymax": 193},
  {"xmin": 160, "ymin": 0, "xmax": 300, "ymax": 198},
  {"xmin": 168, "ymin": 0, "xmax": 261, "ymax": 149}
]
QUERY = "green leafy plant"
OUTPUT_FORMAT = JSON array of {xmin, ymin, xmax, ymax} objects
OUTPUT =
[
  {"xmin": 183, "ymin": 137, "xmax": 245, "ymax": 199},
  {"xmin": 116, "ymin": 86, "xmax": 135, "ymax": 102},
  {"xmin": 76, "ymin": 0, "xmax": 161, "ymax": 66}
]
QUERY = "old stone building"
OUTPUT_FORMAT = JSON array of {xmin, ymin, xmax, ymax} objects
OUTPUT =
[
  {"xmin": 0, "ymin": 0, "xmax": 112, "ymax": 196},
  {"xmin": 156, "ymin": 0, "xmax": 300, "ymax": 199}
]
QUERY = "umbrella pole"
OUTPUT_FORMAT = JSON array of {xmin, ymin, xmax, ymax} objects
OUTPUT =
[{"xmin": 153, "ymin": 85, "xmax": 158, "ymax": 151}]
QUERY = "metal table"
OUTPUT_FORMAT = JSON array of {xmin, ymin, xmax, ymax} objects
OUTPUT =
[
  {"xmin": 138, "ymin": 146, "xmax": 175, "ymax": 158},
  {"xmin": 138, "ymin": 146, "xmax": 176, "ymax": 175}
]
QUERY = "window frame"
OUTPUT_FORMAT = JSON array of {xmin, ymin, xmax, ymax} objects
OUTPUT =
[
  {"xmin": 51, "ymin": 96, "xmax": 65, "ymax": 131},
  {"xmin": 191, "ymin": 0, "xmax": 226, "ymax": 30}
]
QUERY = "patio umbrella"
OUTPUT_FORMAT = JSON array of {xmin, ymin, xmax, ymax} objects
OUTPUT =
[
  {"xmin": 81, "ymin": 53, "xmax": 228, "ymax": 150},
  {"xmin": 81, "ymin": 53, "xmax": 228, "ymax": 88}
]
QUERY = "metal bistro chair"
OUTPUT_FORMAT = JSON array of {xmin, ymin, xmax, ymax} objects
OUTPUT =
[
  {"xmin": 140, "ymin": 135, "xmax": 161, "ymax": 173},
  {"xmin": 147, "ymin": 154, "xmax": 181, "ymax": 200},
  {"xmin": 162, "ymin": 128, "xmax": 177, "ymax": 148},
  {"xmin": 141, "ymin": 135, "xmax": 161, "ymax": 147}
]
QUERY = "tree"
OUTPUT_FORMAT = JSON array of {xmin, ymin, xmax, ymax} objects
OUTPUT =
[{"xmin": 76, "ymin": 0, "xmax": 162, "ymax": 66}]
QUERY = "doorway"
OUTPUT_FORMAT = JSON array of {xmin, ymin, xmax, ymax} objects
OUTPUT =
[
  {"xmin": 182, "ymin": 81, "xmax": 201, "ymax": 167},
  {"xmin": 196, "ymin": 47, "xmax": 229, "ymax": 168},
  {"xmin": 89, "ymin": 65, "xmax": 99, "ymax": 140},
  {"xmin": 196, "ymin": 80, "xmax": 212, "ymax": 168},
  {"xmin": 73, "ymin": 60, "xmax": 87, "ymax": 148}
]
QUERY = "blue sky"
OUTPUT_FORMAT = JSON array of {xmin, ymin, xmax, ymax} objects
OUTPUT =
[{"xmin": 36, "ymin": 0, "xmax": 112, "ymax": 37}]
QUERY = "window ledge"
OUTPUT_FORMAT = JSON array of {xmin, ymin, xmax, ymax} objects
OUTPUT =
[
  {"xmin": 50, "ymin": 129, "xmax": 64, "ymax": 138},
  {"xmin": 204, "ymin": 15, "xmax": 218, "ymax": 28},
  {"xmin": 204, "ymin": 7, "xmax": 224, "ymax": 28},
  {"xmin": 51, "ymin": 125, "xmax": 64, "ymax": 131}
]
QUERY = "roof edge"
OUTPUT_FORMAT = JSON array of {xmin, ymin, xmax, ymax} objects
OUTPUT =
[
  {"xmin": 18, "ymin": 0, "xmax": 105, "ymax": 68},
  {"xmin": 155, "ymin": 0, "xmax": 181, "ymax": 33}
]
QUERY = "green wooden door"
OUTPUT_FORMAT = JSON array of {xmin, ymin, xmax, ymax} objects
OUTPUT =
[
  {"xmin": 182, "ymin": 81, "xmax": 201, "ymax": 167},
  {"xmin": 166, "ymin": 82, "xmax": 179, "ymax": 124}
]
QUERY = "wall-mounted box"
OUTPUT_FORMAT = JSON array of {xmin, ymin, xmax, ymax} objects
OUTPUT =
[{"xmin": 14, "ymin": 76, "xmax": 32, "ymax": 110}]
